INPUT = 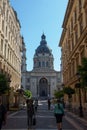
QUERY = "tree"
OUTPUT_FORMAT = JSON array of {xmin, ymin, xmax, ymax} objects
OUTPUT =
[
  {"xmin": 24, "ymin": 90, "xmax": 32, "ymax": 99},
  {"xmin": 63, "ymin": 86, "xmax": 75, "ymax": 110},
  {"xmin": 0, "ymin": 73, "xmax": 10, "ymax": 95},
  {"xmin": 63, "ymin": 86, "xmax": 75, "ymax": 98},
  {"xmin": 54, "ymin": 90, "xmax": 64, "ymax": 99},
  {"xmin": 78, "ymin": 57, "xmax": 87, "ymax": 89}
]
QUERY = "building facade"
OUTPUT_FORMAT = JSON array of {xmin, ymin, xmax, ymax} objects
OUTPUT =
[
  {"xmin": 59, "ymin": 0, "xmax": 87, "ymax": 111},
  {"xmin": 0, "ymin": 0, "xmax": 22, "ymax": 106},
  {"xmin": 22, "ymin": 34, "xmax": 62, "ymax": 99}
]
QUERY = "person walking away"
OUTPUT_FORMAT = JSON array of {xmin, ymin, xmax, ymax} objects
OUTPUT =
[
  {"xmin": 54, "ymin": 99, "xmax": 64, "ymax": 130},
  {"xmin": 34, "ymin": 99, "xmax": 38, "ymax": 112},
  {"xmin": 0, "ymin": 96, "xmax": 7, "ymax": 130},
  {"xmin": 61, "ymin": 99, "xmax": 65, "ymax": 109},
  {"xmin": 48, "ymin": 99, "xmax": 51, "ymax": 110},
  {"xmin": 26, "ymin": 99, "xmax": 34, "ymax": 128}
]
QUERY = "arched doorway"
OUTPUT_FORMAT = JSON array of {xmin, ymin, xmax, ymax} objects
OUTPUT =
[{"xmin": 39, "ymin": 78, "xmax": 48, "ymax": 97}]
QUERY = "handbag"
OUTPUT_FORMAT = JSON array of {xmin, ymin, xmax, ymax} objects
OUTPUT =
[{"xmin": 33, "ymin": 115, "xmax": 36, "ymax": 125}]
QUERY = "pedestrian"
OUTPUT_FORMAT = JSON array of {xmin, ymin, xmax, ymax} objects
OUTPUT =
[
  {"xmin": 61, "ymin": 99, "xmax": 65, "ymax": 109},
  {"xmin": 26, "ymin": 99, "xmax": 35, "ymax": 128},
  {"xmin": 0, "ymin": 96, "xmax": 7, "ymax": 130},
  {"xmin": 54, "ymin": 99, "xmax": 64, "ymax": 130},
  {"xmin": 48, "ymin": 99, "xmax": 51, "ymax": 110},
  {"xmin": 34, "ymin": 99, "xmax": 38, "ymax": 112}
]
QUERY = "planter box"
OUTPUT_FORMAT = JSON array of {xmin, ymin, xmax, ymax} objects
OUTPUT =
[{"xmin": 9, "ymin": 107, "xmax": 19, "ymax": 111}]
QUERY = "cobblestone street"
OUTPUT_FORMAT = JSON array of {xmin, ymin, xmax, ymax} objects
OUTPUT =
[{"xmin": 2, "ymin": 100, "xmax": 87, "ymax": 130}]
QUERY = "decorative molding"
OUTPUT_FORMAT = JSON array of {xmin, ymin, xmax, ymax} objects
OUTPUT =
[
  {"xmin": 83, "ymin": 0, "xmax": 87, "ymax": 9},
  {"xmin": 78, "ymin": 45, "xmax": 84, "ymax": 51}
]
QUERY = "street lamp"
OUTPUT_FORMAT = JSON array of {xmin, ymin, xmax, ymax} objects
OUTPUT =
[{"xmin": 75, "ymin": 72, "xmax": 83, "ymax": 117}]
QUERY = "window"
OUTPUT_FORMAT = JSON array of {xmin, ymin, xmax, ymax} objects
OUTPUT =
[
  {"xmin": 39, "ymin": 61, "xmax": 41, "ymax": 67},
  {"xmin": 46, "ymin": 61, "xmax": 49, "ymax": 67},
  {"xmin": 42, "ymin": 61, "xmax": 45, "ymax": 67},
  {"xmin": 2, "ymin": 20, "xmax": 4, "ymax": 32},
  {"xmin": 6, "ymin": 10, "xmax": 8, "ymax": 21},
  {"xmin": 71, "ymin": 18, "xmax": 73, "ymax": 31},
  {"xmin": 9, "ymin": 32, "xmax": 10, "ymax": 41},
  {"xmin": 8, "ymin": 48, "xmax": 9, "ymax": 60},
  {"xmin": 71, "ymin": 35, "xmax": 74, "ymax": 50},
  {"xmin": 26, "ymin": 86, "xmax": 30, "ymax": 90},
  {"xmin": 68, "ymin": 26, "xmax": 70, "ymax": 37},
  {"xmin": 27, "ymin": 78, "xmax": 30, "ymax": 83},
  {"xmin": 80, "ymin": 49, "xmax": 84, "ymax": 63},
  {"xmin": 75, "ymin": 28, "xmax": 78, "ymax": 44},
  {"xmin": 3, "ymin": 2, "xmax": 5, "ymax": 12},
  {"xmin": 6, "ymin": 26, "xmax": 7, "ymax": 36},
  {"xmin": 76, "ymin": 56, "xmax": 79, "ymax": 72},
  {"xmin": 1, "ymin": 39, "xmax": 3, "ymax": 52},
  {"xmin": 79, "ymin": 0, "xmax": 82, "ymax": 11},
  {"xmin": 67, "ymin": 39, "xmax": 70, "ymax": 52},
  {"xmin": 79, "ymin": 17, "xmax": 83, "ymax": 35},
  {"xmin": 57, "ymin": 78, "xmax": 60, "ymax": 82},
  {"xmin": 74, "ymin": 8, "xmax": 77, "ymax": 23},
  {"xmin": 10, "ymin": 51, "xmax": 11, "ymax": 61},
  {"xmin": 69, "ymin": 63, "xmax": 72, "ymax": 78},
  {"xmin": 72, "ymin": 61, "xmax": 75, "ymax": 76},
  {"xmin": 4, "ymin": 44, "xmax": 6, "ymax": 58}
]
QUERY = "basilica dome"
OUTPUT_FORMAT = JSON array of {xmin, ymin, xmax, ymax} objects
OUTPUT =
[
  {"xmin": 33, "ymin": 34, "xmax": 54, "ymax": 70},
  {"xmin": 35, "ymin": 34, "xmax": 52, "ymax": 55}
]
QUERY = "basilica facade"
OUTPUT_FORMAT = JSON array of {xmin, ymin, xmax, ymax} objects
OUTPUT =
[{"xmin": 22, "ymin": 34, "xmax": 62, "ymax": 99}]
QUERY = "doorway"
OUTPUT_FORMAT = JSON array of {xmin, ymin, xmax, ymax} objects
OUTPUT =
[{"xmin": 39, "ymin": 78, "xmax": 48, "ymax": 97}]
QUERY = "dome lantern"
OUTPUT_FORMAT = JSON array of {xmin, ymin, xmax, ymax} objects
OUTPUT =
[{"xmin": 41, "ymin": 33, "xmax": 46, "ymax": 40}]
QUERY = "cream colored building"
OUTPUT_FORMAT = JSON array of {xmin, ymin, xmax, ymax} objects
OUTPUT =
[
  {"xmin": 0, "ymin": 0, "xmax": 22, "ymax": 106},
  {"xmin": 59, "ymin": 0, "xmax": 87, "ymax": 112}
]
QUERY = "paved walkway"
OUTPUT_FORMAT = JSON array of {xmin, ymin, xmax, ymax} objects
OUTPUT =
[{"xmin": 2, "ymin": 100, "xmax": 87, "ymax": 130}]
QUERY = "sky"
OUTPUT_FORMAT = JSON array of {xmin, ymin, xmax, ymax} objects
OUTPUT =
[{"xmin": 10, "ymin": 0, "xmax": 68, "ymax": 71}]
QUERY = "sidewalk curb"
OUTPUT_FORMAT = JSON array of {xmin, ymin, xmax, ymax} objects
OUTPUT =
[
  {"xmin": 7, "ymin": 111, "xmax": 19, "ymax": 118},
  {"xmin": 64, "ymin": 115, "xmax": 84, "ymax": 130},
  {"xmin": 65, "ymin": 109, "xmax": 87, "ymax": 124}
]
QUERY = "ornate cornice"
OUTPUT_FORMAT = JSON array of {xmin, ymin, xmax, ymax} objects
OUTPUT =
[
  {"xmin": 59, "ymin": 29, "xmax": 66, "ymax": 46},
  {"xmin": 59, "ymin": 0, "xmax": 74, "ymax": 46},
  {"xmin": 62, "ymin": 0, "xmax": 74, "ymax": 28}
]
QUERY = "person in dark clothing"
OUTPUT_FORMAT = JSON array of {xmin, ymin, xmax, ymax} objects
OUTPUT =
[
  {"xmin": 61, "ymin": 99, "xmax": 65, "ymax": 109},
  {"xmin": 48, "ymin": 99, "xmax": 51, "ymax": 110},
  {"xmin": 26, "ymin": 99, "xmax": 34, "ymax": 128},
  {"xmin": 0, "ymin": 96, "xmax": 7, "ymax": 130},
  {"xmin": 34, "ymin": 99, "xmax": 38, "ymax": 112}
]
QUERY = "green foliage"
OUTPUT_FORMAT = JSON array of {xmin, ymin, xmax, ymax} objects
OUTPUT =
[
  {"xmin": 54, "ymin": 90, "xmax": 64, "ymax": 99},
  {"xmin": 78, "ymin": 57, "xmax": 87, "ymax": 88},
  {"xmin": 0, "ymin": 73, "xmax": 9, "ymax": 95},
  {"xmin": 63, "ymin": 86, "xmax": 75, "ymax": 98},
  {"xmin": 24, "ymin": 90, "xmax": 32, "ymax": 99}
]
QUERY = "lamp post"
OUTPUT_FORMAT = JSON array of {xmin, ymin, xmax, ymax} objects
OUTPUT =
[{"xmin": 75, "ymin": 72, "xmax": 83, "ymax": 117}]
